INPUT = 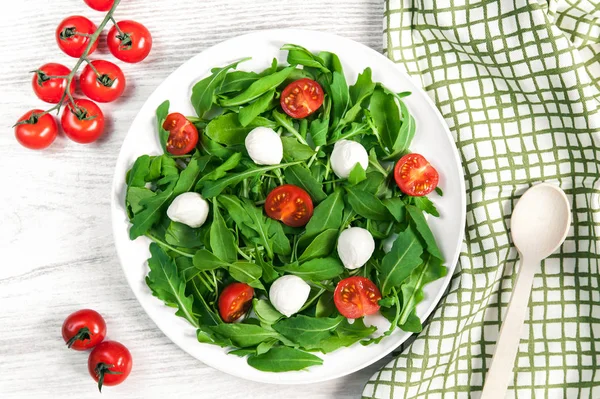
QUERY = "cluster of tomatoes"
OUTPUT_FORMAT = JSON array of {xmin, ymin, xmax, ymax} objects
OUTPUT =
[
  {"xmin": 15, "ymin": 0, "xmax": 152, "ymax": 150},
  {"xmin": 62, "ymin": 309, "xmax": 132, "ymax": 391}
]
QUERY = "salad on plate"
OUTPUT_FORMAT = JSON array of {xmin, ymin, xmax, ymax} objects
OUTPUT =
[{"xmin": 124, "ymin": 44, "xmax": 446, "ymax": 372}]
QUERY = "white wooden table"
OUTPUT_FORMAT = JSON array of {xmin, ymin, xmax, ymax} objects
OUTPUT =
[{"xmin": 0, "ymin": 1, "xmax": 390, "ymax": 397}]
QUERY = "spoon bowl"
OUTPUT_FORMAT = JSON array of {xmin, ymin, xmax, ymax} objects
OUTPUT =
[{"xmin": 481, "ymin": 183, "xmax": 571, "ymax": 399}]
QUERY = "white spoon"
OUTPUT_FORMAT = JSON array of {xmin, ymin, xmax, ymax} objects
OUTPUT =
[{"xmin": 481, "ymin": 183, "xmax": 571, "ymax": 399}]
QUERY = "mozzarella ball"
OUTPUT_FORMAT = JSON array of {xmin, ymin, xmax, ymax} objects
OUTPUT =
[
  {"xmin": 245, "ymin": 127, "xmax": 283, "ymax": 165},
  {"xmin": 269, "ymin": 275, "xmax": 310, "ymax": 317},
  {"xmin": 330, "ymin": 139, "xmax": 369, "ymax": 179},
  {"xmin": 166, "ymin": 192, "xmax": 209, "ymax": 228},
  {"xmin": 337, "ymin": 227, "xmax": 375, "ymax": 269}
]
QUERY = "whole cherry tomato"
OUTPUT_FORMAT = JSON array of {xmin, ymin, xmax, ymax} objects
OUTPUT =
[
  {"xmin": 14, "ymin": 110, "xmax": 58, "ymax": 150},
  {"xmin": 265, "ymin": 185, "xmax": 314, "ymax": 227},
  {"xmin": 80, "ymin": 60, "xmax": 126, "ymax": 103},
  {"xmin": 88, "ymin": 341, "xmax": 132, "ymax": 392},
  {"xmin": 107, "ymin": 20, "xmax": 152, "ymax": 63},
  {"xmin": 62, "ymin": 309, "xmax": 107, "ymax": 350},
  {"xmin": 280, "ymin": 78, "xmax": 324, "ymax": 119},
  {"xmin": 61, "ymin": 99, "xmax": 105, "ymax": 144},
  {"xmin": 218, "ymin": 283, "xmax": 254, "ymax": 323},
  {"xmin": 334, "ymin": 276, "xmax": 382, "ymax": 319},
  {"xmin": 56, "ymin": 16, "xmax": 98, "ymax": 58},
  {"xmin": 84, "ymin": 0, "xmax": 114, "ymax": 11},
  {"xmin": 394, "ymin": 153, "xmax": 439, "ymax": 197},
  {"xmin": 31, "ymin": 63, "xmax": 75, "ymax": 104},
  {"xmin": 162, "ymin": 113, "xmax": 199, "ymax": 155}
]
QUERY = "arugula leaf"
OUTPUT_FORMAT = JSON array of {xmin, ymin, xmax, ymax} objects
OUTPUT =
[
  {"xmin": 282, "ymin": 44, "xmax": 330, "ymax": 73},
  {"xmin": 200, "ymin": 134, "xmax": 234, "ymax": 160},
  {"xmin": 127, "ymin": 155, "xmax": 151, "ymax": 187},
  {"xmin": 317, "ymin": 318, "xmax": 376, "ymax": 353},
  {"xmin": 281, "ymin": 257, "xmax": 344, "ymax": 281},
  {"xmin": 412, "ymin": 196, "xmax": 440, "ymax": 217},
  {"xmin": 208, "ymin": 323, "xmax": 279, "ymax": 347},
  {"xmin": 272, "ymin": 110, "xmax": 300, "ymax": 138},
  {"xmin": 281, "ymin": 136, "xmax": 315, "ymax": 161},
  {"xmin": 218, "ymin": 70, "xmax": 259, "ymax": 95},
  {"xmin": 330, "ymin": 71, "xmax": 349, "ymax": 127},
  {"xmin": 201, "ymin": 161, "xmax": 303, "ymax": 198},
  {"xmin": 220, "ymin": 67, "xmax": 294, "ymax": 107},
  {"xmin": 239, "ymin": 198, "xmax": 289, "ymax": 258},
  {"xmin": 406, "ymin": 205, "xmax": 444, "ymax": 260},
  {"xmin": 218, "ymin": 195, "xmax": 259, "ymax": 239},
  {"xmin": 253, "ymin": 298, "xmax": 283, "ymax": 327},
  {"xmin": 355, "ymin": 172, "xmax": 385, "ymax": 194},
  {"xmin": 349, "ymin": 67, "xmax": 376, "ymax": 106},
  {"xmin": 379, "ymin": 226, "xmax": 424, "ymax": 296},
  {"xmin": 238, "ymin": 90, "xmax": 275, "ymax": 127},
  {"xmin": 191, "ymin": 58, "xmax": 249, "ymax": 119},
  {"xmin": 315, "ymin": 291, "xmax": 335, "ymax": 318},
  {"xmin": 298, "ymin": 229, "xmax": 338, "ymax": 262},
  {"xmin": 309, "ymin": 116, "xmax": 329, "ymax": 146},
  {"xmin": 129, "ymin": 186, "xmax": 174, "ymax": 240},
  {"xmin": 346, "ymin": 188, "xmax": 391, "ymax": 221},
  {"xmin": 198, "ymin": 152, "xmax": 242, "ymax": 183},
  {"xmin": 157, "ymin": 156, "xmax": 180, "ymax": 186},
  {"xmin": 256, "ymin": 339, "xmax": 278, "ymax": 355},
  {"xmin": 247, "ymin": 347, "xmax": 323, "ymax": 372},
  {"xmin": 370, "ymin": 88, "xmax": 400, "ymax": 152},
  {"xmin": 210, "ymin": 198, "xmax": 237, "ymax": 263},
  {"xmin": 383, "ymin": 197, "xmax": 406, "ymax": 222},
  {"xmin": 205, "ymin": 113, "xmax": 253, "ymax": 146},
  {"xmin": 273, "ymin": 315, "xmax": 343, "ymax": 348},
  {"xmin": 348, "ymin": 163, "xmax": 367, "ymax": 185},
  {"xmin": 284, "ymin": 165, "xmax": 327, "ymax": 203},
  {"xmin": 166, "ymin": 222, "xmax": 206, "ymax": 249},
  {"xmin": 392, "ymin": 99, "xmax": 416, "ymax": 156},
  {"xmin": 399, "ymin": 255, "xmax": 446, "ymax": 326},
  {"xmin": 255, "ymin": 255, "xmax": 280, "ymax": 283},
  {"xmin": 303, "ymin": 188, "xmax": 344, "ymax": 238},
  {"xmin": 229, "ymin": 261, "xmax": 264, "ymax": 289},
  {"xmin": 175, "ymin": 256, "xmax": 200, "ymax": 282},
  {"xmin": 155, "ymin": 100, "xmax": 170, "ymax": 151},
  {"xmin": 173, "ymin": 155, "xmax": 204, "ymax": 196},
  {"xmin": 146, "ymin": 243, "xmax": 199, "ymax": 328},
  {"xmin": 192, "ymin": 249, "xmax": 230, "ymax": 271},
  {"xmin": 146, "ymin": 155, "xmax": 163, "ymax": 182},
  {"xmin": 127, "ymin": 187, "xmax": 155, "ymax": 216}
]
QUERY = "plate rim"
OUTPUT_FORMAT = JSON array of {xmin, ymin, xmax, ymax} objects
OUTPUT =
[{"xmin": 110, "ymin": 28, "xmax": 466, "ymax": 385}]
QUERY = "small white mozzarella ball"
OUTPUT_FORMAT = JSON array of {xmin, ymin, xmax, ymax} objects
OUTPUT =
[
  {"xmin": 330, "ymin": 139, "xmax": 369, "ymax": 179},
  {"xmin": 245, "ymin": 127, "xmax": 283, "ymax": 165},
  {"xmin": 363, "ymin": 312, "xmax": 391, "ymax": 337},
  {"xmin": 166, "ymin": 192, "xmax": 209, "ymax": 228},
  {"xmin": 337, "ymin": 227, "xmax": 375, "ymax": 270},
  {"xmin": 269, "ymin": 275, "xmax": 310, "ymax": 317}
]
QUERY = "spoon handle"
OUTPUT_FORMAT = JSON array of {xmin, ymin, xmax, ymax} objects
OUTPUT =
[{"xmin": 481, "ymin": 257, "xmax": 538, "ymax": 399}]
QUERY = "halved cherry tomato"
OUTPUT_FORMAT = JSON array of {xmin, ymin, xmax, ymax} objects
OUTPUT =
[
  {"xmin": 14, "ymin": 110, "xmax": 58, "ymax": 150},
  {"xmin": 265, "ymin": 184, "xmax": 314, "ymax": 227},
  {"xmin": 62, "ymin": 309, "xmax": 107, "ymax": 350},
  {"xmin": 334, "ymin": 276, "xmax": 382, "ymax": 319},
  {"xmin": 88, "ymin": 341, "xmax": 132, "ymax": 392},
  {"xmin": 107, "ymin": 20, "xmax": 152, "ymax": 63},
  {"xmin": 56, "ymin": 16, "xmax": 98, "ymax": 58},
  {"xmin": 61, "ymin": 99, "xmax": 105, "ymax": 144},
  {"xmin": 163, "ymin": 113, "xmax": 199, "ymax": 155},
  {"xmin": 80, "ymin": 60, "xmax": 126, "ymax": 103},
  {"xmin": 394, "ymin": 153, "xmax": 439, "ymax": 197},
  {"xmin": 218, "ymin": 283, "xmax": 254, "ymax": 323},
  {"xmin": 84, "ymin": 0, "xmax": 114, "ymax": 11},
  {"xmin": 31, "ymin": 63, "xmax": 75, "ymax": 104},
  {"xmin": 280, "ymin": 78, "xmax": 324, "ymax": 119}
]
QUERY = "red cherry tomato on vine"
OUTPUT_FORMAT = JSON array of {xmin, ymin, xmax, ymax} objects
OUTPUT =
[
  {"xmin": 107, "ymin": 20, "xmax": 152, "ymax": 63},
  {"xmin": 80, "ymin": 60, "xmax": 126, "ymax": 103},
  {"xmin": 84, "ymin": 0, "xmax": 114, "ymax": 11},
  {"xmin": 162, "ymin": 113, "xmax": 199, "ymax": 155},
  {"xmin": 334, "ymin": 276, "xmax": 382, "ymax": 319},
  {"xmin": 280, "ymin": 78, "xmax": 324, "ymax": 119},
  {"xmin": 56, "ymin": 16, "xmax": 98, "ymax": 58},
  {"xmin": 265, "ymin": 184, "xmax": 314, "ymax": 227},
  {"xmin": 62, "ymin": 309, "xmax": 107, "ymax": 350},
  {"xmin": 14, "ymin": 110, "xmax": 58, "ymax": 150},
  {"xmin": 88, "ymin": 341, "xmax": 132, "ymax": 392},
  {"xmin": 218, "ymin": 283, "xmax": 254, "ymax": 323},
  {"xmin": 61, "ymin": 99, "xmax": 105, "ymax": 144},
  {"xmin": 394, "ymin": 153, "xmax": 439, "ymax": 197},
  {"xmin": 31, "ymin": 63, "xmax": 75, "ymax": 104}
]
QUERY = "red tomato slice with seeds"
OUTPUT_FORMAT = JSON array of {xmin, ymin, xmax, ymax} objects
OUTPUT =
[
  {"xmin": 394, "ymin": 153, "xmax": 439, "ymax": 197},
  {"xmin": 265, "ymin": 184, "xmax": 314, "ymax": 227},
  {"xmin": 162, "ymin": 112, "xmax": 199, "ymax": 155},
  {"xmin": 218, "ymin": 283, "xmax": 254, "ymax": 323},
  {"xmin": 280, "ymin": 78, "xmax": 324, "ymax": 119},
  {"xmin": 334, "ymin": 277, "xmax": 382, "ymax": 319}
]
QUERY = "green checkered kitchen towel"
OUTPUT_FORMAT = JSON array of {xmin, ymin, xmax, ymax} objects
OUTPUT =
[{"xmin": 364, "ymin": 1, "xmax": 600, "ymax": 398}]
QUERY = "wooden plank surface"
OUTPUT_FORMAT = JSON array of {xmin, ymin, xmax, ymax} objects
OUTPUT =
[{"xmin": 0, "ymin": 1, "xmax": 389, "ymax": 397}]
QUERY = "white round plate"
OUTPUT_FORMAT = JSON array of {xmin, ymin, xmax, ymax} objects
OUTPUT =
[{"xmin": 111, "ymin": 29, "xmax": 466, "ymax": 384}]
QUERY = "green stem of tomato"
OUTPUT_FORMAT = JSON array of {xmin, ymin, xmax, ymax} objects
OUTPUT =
[
  {"xmin": 38, "ymin": 0, "xmax": 122, "ymax": 118},
  {"xmin": 110, "ymin": 16, "xmax": 125, "ymax": 36},
  {"xmin": 84, "ymin": 58, "xmax": 102, "ymax": 78}
]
